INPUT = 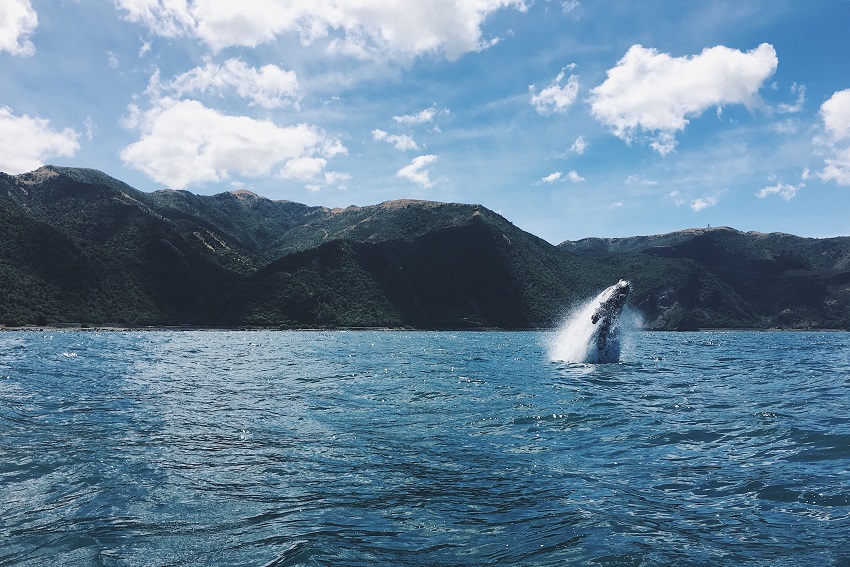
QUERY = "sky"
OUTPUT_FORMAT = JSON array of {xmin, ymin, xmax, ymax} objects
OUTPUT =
[{"xmin": 2, "ymin": 1, "xmax": 850, "ymax": 244}]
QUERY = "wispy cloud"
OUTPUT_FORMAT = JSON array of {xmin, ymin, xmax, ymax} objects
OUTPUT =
[
  {"xmin": 530, "ymin": 67, "xmax": 580, "ymax": 115},
  {"xmin": 397, "ymin": 154, "xmax": 438, "ymax": 188},
  {"xmin": 777, "ymin": 83, "xmax": 806, "ymax": 114},
  {"xmin": 756, "ymin": 180, "xmax": 804, "ymax": 200},
  {"xmin": 669, "ymin": 190, "xmax": 720, "ymax": 212},
  {"xmin": 570, "ymin": 135, "xmax": 587, "ymax": 154},
  {"xmin": 372, "ymin": 129, "xmax": 419, "ymax": 151},
  {"xmin": 393, "ymin": 108, "xmax": 436, "ymax": 125},
  {"xmin": 690, "ymin": 196, "xmax": 718, "ymax": 212},
  {"xmin": 567, "ymin": 170, "xmax": 585, "ymax": 182}
]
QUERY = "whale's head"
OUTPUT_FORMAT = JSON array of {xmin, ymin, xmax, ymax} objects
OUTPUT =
[
  {"xmin": 612, "ymin": 279, "xmax": 630, "ymax": 304},
  {"xmin": 613, "ymin": 279, "xmax": 630, "ymax": 295},
  {"xmin": 591, "ymin": 280, "xmax": 631, "ymax": 325}
]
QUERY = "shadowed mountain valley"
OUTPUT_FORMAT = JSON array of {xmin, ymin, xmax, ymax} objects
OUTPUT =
[{"xmin": 2, "ymin": 166, "xmax": 849, "ymax": 330}]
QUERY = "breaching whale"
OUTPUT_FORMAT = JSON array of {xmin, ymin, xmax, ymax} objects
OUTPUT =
[
  {"xmin": 588, "ymin": 279, "xmax": 631, "ymax": 363},
  {"xmin": 548, "ymin": 279, "xmax": 632, "ymax": 364}
]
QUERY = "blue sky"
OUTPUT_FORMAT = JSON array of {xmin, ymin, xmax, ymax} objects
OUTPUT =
[{"xmin": 2, "ymin": 1, "xmax": 850, "ymax": 243}]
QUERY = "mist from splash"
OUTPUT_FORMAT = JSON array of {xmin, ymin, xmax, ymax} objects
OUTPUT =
[{"xmin": 547, "ymin": 280, "xmax": 638, "ymax": 364}]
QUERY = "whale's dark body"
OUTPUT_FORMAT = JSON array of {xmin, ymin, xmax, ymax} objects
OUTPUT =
[{"xmin": 588, "ymin": 280, "xmax": 631, "ymax": 363}]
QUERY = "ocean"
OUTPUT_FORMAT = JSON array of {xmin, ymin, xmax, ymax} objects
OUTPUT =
[{"xmin": 1, "ymin": 329, "xmax": 849, "ymax": 566}]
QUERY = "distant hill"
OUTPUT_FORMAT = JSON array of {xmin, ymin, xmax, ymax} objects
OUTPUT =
[
  {"xmin": 1, "ymin": 166, "xmax": 848, "ymax": 330},
  {"xmin": 561, "ymin": 227, "xmax": 850, "ymax": 330}
]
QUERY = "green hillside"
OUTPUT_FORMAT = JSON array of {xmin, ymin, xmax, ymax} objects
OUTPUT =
[{"xmin": 1, "ymin": 166, "xmax": 848, "ymax": 330}]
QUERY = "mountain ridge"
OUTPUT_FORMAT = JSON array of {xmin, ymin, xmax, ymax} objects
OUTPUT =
[{"xmin": 2, "ymin": 166, "xmax": 849, "ymax": 330}]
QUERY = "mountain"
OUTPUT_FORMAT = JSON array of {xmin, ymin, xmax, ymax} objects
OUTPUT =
[
  {"xmin": 1, "ymin": 166, "xmax": 849, "ymax": 330},
  {"xmin": 561, "ymin": 227, "xmax": 850, "ymax": 330}
]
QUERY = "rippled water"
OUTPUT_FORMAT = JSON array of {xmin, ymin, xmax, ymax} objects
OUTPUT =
[{"xmin": 1, "ymin": 330, "xmax": 849, "ymax": 566}]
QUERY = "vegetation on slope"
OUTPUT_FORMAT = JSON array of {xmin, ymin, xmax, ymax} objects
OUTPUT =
[{"xmin": 2, "ymin": 167, "xmax": 848, "ymax": 330}]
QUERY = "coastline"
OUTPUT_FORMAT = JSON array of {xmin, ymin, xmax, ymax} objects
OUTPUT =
[{"xmin": 2, "ymin": 324, "xmax": 848, "ymax": 333}]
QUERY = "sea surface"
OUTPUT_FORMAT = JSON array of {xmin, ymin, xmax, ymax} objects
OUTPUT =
[{"xmin": 1, "ymin": 330, "xmax": 849, "ymax": 566}]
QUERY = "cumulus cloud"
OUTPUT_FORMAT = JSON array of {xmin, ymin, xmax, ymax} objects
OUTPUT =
[
  {"xmin": 278, "ymin": 157, "xmax": 327, "ymax": 181},
  {"xmin": 0, "ymin": 107, "xmax": 80, "ymax": 174},
  {"xmin": 164, "ymin": 59, "xmax": 300, "ymax": 109},
  {"xmin": 590, "ymin": 43, "xmax": 778, "ymax": 154},
  {"xmin": 120, "ymin": 98, "xmax": 344, "ymax": 189},
  {"xmin": 530, "ymin": 68, "xmax": 580, "ymax": 115},
  {"xmin": 540, "ymin": 171, "xmax": 562, "ymax": 183},
  {"xmin": 821, "ymin": 89, "xmax": 850, "ymax": 141},
  {"xmin": 115, "ymin": 0, "xmax": 527, "ymax": 59},
  {"xmin": 397, "ymin": 154, "xmax": 437, "ymax": 188},
  {"xmin": 0, "ymin": 0, "xmax": 37, "ymax": 56},
  {"xmin": 372, "ymin": 129, "xmax": 419, "ymax": 151},
  {"xmin": 818, "ymin": 89, "xmax": 850, "ymax": 186},
  {"xmin": 756, "ymin": 181, "xmax": 803, "ymax": 201}
]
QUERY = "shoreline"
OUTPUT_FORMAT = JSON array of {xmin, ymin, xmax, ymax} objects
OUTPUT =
[{"xmin": 2, "ymin": 324, "xmax": 848, "ymax": 333}]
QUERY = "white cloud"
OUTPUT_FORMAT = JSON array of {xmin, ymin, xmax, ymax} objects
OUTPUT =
[
  {"xmin": 393, "ymin": 108, "xmax": 436, "ymax": 125},
  {"xmin": 690, "ymin": 196, "xmax": 718, "ymax": 212},
  {"xmin": 166, "ymin": 59, "xmax": 300, "ymax": 109},
  {"xmin": 84, "ymin": 116, "xmax": 95, "ymax": 141},
  {"xmin": 540, "ymin": 171, "xmax": 562, "ymax": 183},
  {"xmin": 530, "ymin": 68, "xmax": 580, "ymax": 114},
  {"xmin": 108, "ymin": 51, "xmax": 119, "ymax": 69},
  {"xmin": 821, "ymin": 89, "xmax": 850, "ymax": 141},
  {"xmin": 306, "ymin": 171, "xmax": 352, "ymax": 192},
  {"xmin": 756, "ymin": 181, "xmax": 803, "ymax": 201},
  {"xmin": 397, "ymin": 154, "xmax": 438, "ymax": 188},
  {"xmin": 777, "ymin": 83, "xmax": 805, "ymax": 114},
  {"xmin": 278, "ymin": 157, "xmax": 327, "ymax": 181},
  {"xmin": 590, "ymin": 43, "xmax": 778, "ymax": 155},
  {"xmin": 372, "ymin": 129, "xmax": 419, "ymax": 151},
  {"xmin": 570, "ymin": 135, "xmax": 587, "ymax": 154},
  {"xmin": 669, "ymin": 190, "xmax": 719, "ymax": 212},
  {"xmin": 818, "ymin": 89, "xmax": 850, "ymax": 186},
  {"xmin": 115, "ymin": 0, "xmax": 528, "ymax": 59},
  {"xmin": 120, "ymin": 98, "xmax": 344, "ymax": 189},
  {"xmin": 821, "ymin": 147, "xmax": 850, "ymax": 186},
  {"xmin": 0, "ymin": 0, "xmax": 37, "ymax": 56},
  {"xmin": 0, "ymin": 106, "xmax": 80, "ymax": 174},
  {"xmin": 626, "ymin": 174, "xmax": 657, "ymax": 186},
  {"xmin": 139, "ymin": 39, "xmax": 152, "ymax": 57},
  {"xmin": 114, "ymin": 0, "xmax": 194, "ymax": 38},
  {"xmin": 561, "ymin": 1, "xmax": 580, "ymax": 15},
  {"xmin": 567, "ymin": 170, "xmax": 585, "ymax": 182}
]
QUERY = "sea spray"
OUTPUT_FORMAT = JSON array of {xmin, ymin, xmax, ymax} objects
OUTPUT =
[{"xmin": 549, "ymin": 280, "xmax": 632, "ymax": 364}]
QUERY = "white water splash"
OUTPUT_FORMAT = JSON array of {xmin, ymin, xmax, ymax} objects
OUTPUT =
[{"xmin": 548, "ymin": 280, "xmax": 633, "ymax": 364}]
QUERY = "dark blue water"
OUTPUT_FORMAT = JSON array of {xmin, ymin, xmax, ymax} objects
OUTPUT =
[{"xmin": 1, "ymin": 330, "xmax": 849, "ymax": 566}]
